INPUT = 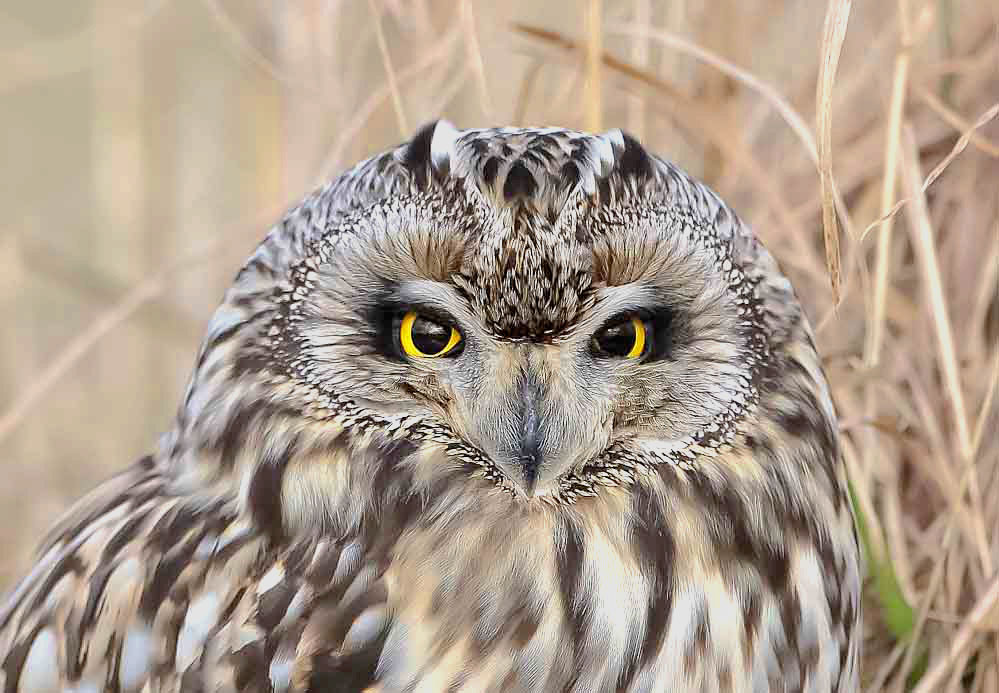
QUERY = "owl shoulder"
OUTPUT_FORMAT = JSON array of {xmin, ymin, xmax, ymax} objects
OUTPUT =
[{"xmin": 0, "ymin": 457, "xmax": 387, "ymax": 691}]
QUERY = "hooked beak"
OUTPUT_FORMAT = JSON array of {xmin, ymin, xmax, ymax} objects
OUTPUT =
[
  {"xmin": 453, "ymin": 344, "xmax": 610, "ymax": 500},
  {"xmin": 515, "ymin": 372, "xmax": 544, "ymax": 496}
]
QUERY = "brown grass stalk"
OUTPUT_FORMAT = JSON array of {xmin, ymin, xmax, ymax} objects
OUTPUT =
[
  {"xmin": 815, "ymin": 0, "xmax": 852, "ymax": 302},
  {"xmin": 900, "ymin": 124, "xmax": 989, "ymax": 573},
  {"xmin": 911, "ymin": 573, "xmax": 999, "ymax": 693}
]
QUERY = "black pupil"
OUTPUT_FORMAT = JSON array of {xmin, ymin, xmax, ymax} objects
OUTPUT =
[
  {"xmin": 595, "ymin": 320, "xmax": 637, "ymax": 357},
  {"xmin": 412, "ymin": 317, "xmax": 452, "ymax": 354}
]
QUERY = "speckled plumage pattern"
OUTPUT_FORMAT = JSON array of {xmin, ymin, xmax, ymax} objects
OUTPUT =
[{"xmin": 0, "ymin": 122, "xmax": 860, "ymax": 692}]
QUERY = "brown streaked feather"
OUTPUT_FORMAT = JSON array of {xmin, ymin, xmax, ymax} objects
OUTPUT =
[{"xmin": 0, "ymin": 459, "xmax": 391, "ymax": 692}]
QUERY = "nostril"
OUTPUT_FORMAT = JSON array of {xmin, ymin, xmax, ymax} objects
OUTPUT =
[
  {"xmin": 516, "ymin": 371, "xmax": 544, "ymax": 492},
  {"xmin": 518, "ymin": 449, "xmax": 541, "ymax": 488}
]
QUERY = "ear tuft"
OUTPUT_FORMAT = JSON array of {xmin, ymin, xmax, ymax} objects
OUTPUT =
[
  {"xmin": 429, "ymin": 120, "xmax": 460, "ymax": 175},
  {"xmin": 615, "ymin": 131, "xmax": 655, "ymax": 182},
  {"xmin": 399, "ymin": 120, "xmax": 460, "ymax": 187}
]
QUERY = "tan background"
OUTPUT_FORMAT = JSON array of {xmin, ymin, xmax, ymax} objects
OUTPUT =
[{"xmin": 2, "ymin": 2, "xmax": 997, "ymax": 689}]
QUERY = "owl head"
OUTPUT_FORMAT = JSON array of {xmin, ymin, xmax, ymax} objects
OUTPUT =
[{"xmin": 167, "ymin": 121, "xmax": 807, "ymax": 523}]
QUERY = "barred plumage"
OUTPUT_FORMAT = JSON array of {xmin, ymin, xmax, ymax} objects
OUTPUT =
[{"xmin": 1, "ymin": 122, "xmax": 860, "ymax": 692}]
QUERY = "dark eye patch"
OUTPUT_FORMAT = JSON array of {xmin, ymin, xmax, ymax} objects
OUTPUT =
[
  {"xmin": 364, "ymin": 289, "xmax": 407, "ymax": 362},
  {"xmin": 645, "ymin": 306, "xmax": 676, "ymax": 362},
  {"xmin": 362, "ymin": 279, "xmax": 476, "ymax": 364}
]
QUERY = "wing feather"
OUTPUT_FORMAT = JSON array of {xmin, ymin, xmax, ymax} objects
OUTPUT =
[{"xmin": 0, "ymin": 458, "xmax": 388, "ymax": 692}]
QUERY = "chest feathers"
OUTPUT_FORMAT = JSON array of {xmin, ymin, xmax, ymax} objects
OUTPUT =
[{"xmin": 343, "ymin": 472, "xmax": 856, "ymax": 693}]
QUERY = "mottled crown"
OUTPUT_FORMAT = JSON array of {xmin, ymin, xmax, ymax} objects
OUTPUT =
[
  {"xmin": 400, "ymin": 123, "xmax": 659, "ymax": 339},
  {"xmin": 223, "ymin": 120, "xmax": 776, "ymax": 326}
]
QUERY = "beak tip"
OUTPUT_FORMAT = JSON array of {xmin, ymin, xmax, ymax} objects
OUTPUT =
[{"xmin": 518, "ymin": 453, "xmax": 541, "ymax": 496}]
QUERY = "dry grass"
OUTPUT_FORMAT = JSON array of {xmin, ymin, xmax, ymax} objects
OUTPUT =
[{"xmin": 1, "ymin": 1, "xmax": 997, "ymax": 689}]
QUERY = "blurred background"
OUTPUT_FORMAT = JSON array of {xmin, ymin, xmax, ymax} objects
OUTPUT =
[{"xmin": 1, "ymin": 1, "xmax": 997, "ymax": 690}]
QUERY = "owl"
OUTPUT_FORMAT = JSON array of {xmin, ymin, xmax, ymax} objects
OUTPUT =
[{"xmin": 0, "ymin": 122, "xmax": 860, "ymax": 692}]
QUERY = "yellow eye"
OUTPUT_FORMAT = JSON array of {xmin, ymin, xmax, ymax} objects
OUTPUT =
[
  {"xmin": 593, "ymin": 316, "xmax": 647, "ymax": 359},
  {"xmin": 399, "ymin": 311, "xmax": 463, "ymax": 358}
]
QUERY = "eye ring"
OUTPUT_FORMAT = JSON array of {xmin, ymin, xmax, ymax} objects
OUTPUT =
[
  {"xmin": 399, "ymin": 311, "xmax": 463, "ymax": 358},
  {"xmin": 592, "ymin": 316, "xmax": 648, "ymax": 360}
]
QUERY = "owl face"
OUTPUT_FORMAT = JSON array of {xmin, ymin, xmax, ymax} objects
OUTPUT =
[{"xmin": 254, "ymin": 124, "xmax": 764, "ymax": 501}]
